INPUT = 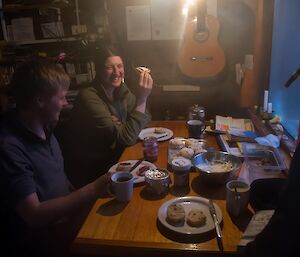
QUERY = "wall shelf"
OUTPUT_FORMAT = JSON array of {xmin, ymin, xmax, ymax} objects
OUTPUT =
[
  {"xmin": 12, "ymin": 37, "xmax": 78, "ymax": 45},
  {"xmin": 0, "ymin": 2, "xmax": 71, "ymax": 13}
]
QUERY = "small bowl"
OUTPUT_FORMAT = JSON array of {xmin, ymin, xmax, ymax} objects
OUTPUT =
[
  {"xmin": 144, "ymin": 168, "xmax": 170, "ymax": 195},
  {"xmin": 192, "ymin": 151, "xmax": 242, "ymax": 184}
]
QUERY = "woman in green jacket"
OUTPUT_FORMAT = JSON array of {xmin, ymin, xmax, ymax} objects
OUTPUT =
[{"xmin": 64, "ymin": 45, "xmax": 153, "ymax": 188}]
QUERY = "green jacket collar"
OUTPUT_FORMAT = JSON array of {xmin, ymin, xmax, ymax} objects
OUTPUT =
[{"xmin": 92, "ymin": 79, "xmax": 130, "ymax": 103}]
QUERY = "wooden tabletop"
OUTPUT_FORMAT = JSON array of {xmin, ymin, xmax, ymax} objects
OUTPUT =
[{"xmin": 72, "ymin": 121, "xmax": 254, "ymax": 257}]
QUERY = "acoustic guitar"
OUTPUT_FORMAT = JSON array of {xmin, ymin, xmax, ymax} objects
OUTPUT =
[{"xmin": 178, "ymin": 0, "xmax": 225, "ymax": 80}]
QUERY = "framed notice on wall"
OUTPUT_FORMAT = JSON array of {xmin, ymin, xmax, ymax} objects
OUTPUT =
[{"xmin": 126, "ymin": 5, "xmax": 151, "ymax": 41}]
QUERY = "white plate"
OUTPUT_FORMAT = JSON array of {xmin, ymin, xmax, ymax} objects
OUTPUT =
[
  {"xmin": 138, "ymin": 127, "xmax": 174, "ymax": 142},
  {"xmin": 157, "ymin": 196, "xmax": 222, "ymax": 235},
  {"xmin": 109, "ymin": 160, "xmax": 156, "ymax": 184}
]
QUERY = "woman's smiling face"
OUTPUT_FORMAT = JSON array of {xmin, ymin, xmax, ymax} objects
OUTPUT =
[{"xmin": 101, "ymin": 56, "xmax": 124, "ymax": 89}]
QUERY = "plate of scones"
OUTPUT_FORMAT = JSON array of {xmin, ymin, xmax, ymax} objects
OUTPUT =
[
  {"xmin": 168, "ymin": 137, "xmax": 209, "ymax": 165},
  {"xmin": 109, "ymin": 160, "xmax": 156, "ymax": 184},
  {"xmin": 138, "ymin": 127, "xmax": 174, "ymax": 142},
  {"xmin": 157, "ymin": 196, "xmax": 222, "ymax": 235}
]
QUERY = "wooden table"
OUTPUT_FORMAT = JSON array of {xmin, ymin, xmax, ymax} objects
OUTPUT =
[{"xmin": 72, "ymin": 121, "xmax": 254, "ymax": 257}]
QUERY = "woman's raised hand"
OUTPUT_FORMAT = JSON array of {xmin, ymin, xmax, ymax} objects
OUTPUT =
[{"xmin": 137, "ymin": 71, "xmax": 153, "ymax": 101}]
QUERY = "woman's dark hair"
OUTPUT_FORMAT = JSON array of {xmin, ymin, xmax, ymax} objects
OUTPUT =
[
  {"xmin": 9, "ymin": 59, "xmax": 70, "ymax": 109},
  {"xmin": 94, "ymin": 45, "xmax": 122, "ymax": 71}
]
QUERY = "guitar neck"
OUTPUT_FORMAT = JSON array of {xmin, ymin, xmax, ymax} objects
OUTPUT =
[{"xmin": 197, "ymin": 0, "xmax": 207, "ymax": 32}]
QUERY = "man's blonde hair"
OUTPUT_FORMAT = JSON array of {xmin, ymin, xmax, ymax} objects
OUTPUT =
[{"xmin": 10, "ymin": 59, "xmax": 70, "ymax": 108}]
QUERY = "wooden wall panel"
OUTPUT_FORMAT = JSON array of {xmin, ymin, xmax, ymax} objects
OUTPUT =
[
  {"xmin": 240, "ymin": 0, "xmax": 274, "ymax": 107},
  {"xmin": 106, "ymin": 0, "xmax": 263, "ymax": 119}
]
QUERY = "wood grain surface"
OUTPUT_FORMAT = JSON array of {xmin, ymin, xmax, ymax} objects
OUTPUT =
[{"xmin": 72, "ymin": 121, "xmax": 254, "ymax": 257}]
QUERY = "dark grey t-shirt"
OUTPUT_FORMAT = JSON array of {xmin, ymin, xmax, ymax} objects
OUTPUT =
[{"xmin": 0, "ymin": 111, "xmax": 71, "ymax": 256}]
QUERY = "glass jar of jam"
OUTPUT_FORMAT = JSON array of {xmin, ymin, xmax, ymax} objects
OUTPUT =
[{"xmin": 143, "ymin": 136, "xmax": 159, "ymax": 162}]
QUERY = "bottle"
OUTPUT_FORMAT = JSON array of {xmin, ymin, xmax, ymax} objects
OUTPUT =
[{"xmin": 143, "ymin": 137, "xmax": 159, "ymax": 162}]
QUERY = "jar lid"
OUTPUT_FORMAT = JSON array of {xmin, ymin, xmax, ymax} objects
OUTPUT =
[
  {"xmin": 143, "ymin": 136, "xmax": 158, "ymax": 142},
  {"xmin": 171, "ymin": 157, "xmax": 192, "ymax": 170}
]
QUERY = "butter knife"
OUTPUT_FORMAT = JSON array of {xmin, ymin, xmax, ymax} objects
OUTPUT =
[
  {"xmin": 129, "ymin": 158, "xmax": 145, "ymax": 173},
  {"xmin": 156, "ymin": 133, "xmax": 168, "ymax": 140},
  {"xmin": 208, "ymin": 200, "xmax": 223, "ymax": 252}
]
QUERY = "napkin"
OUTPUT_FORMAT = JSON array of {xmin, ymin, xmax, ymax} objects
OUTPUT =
[{"xmin": 255, "ymin": 134, "xmax": 280, "ymax": 148}]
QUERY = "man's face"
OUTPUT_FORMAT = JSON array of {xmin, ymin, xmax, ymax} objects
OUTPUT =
[
  {"xmin": 39, "ymin": 88, "xmax": 68, "ymax": 124},
  {"xmin": 101, "ymin": 56, "xmax": 124, "ymax": 88}
]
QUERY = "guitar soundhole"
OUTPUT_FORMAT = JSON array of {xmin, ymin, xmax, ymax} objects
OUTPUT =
[{"xmin": 194, "ymin": 31, "xmax": 209, "ymax": 42}]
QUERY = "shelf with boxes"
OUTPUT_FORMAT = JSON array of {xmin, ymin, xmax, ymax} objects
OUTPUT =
[
  {"xmin": 0, "ymin": 0, "xmax": 109, "ymax": 110},
  {"xmin": 0, "ymin": 1, "xmax": 72, "ymax": 42},
  {"xmin": 0, "ymin": 0, "xmax": 108, "ymax": 43},
  {"xmin": 0, "ymin": 41, "xmax": 96, "ymax": 112},
  {"xmin": 0, "ymin": 38, "xmax": 97, "ymax": 84}
]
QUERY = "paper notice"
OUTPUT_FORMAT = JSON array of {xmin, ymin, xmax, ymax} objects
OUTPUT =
[
  {"xmin": 150, "ymin": 0, "xmax": 184, "ymax": 40},
  {"xmin": 126, "ymin": 5, "xmax": 151, "ymax": 41}
]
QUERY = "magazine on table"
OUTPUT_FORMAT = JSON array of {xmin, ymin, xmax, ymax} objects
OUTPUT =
[
  {"xmin": 237, "ymin": 210, "xmax": 275, "ymax": 251},
  {"xmin": 215, "ymin": 115, "xmax": 255, "ymax": 133}
]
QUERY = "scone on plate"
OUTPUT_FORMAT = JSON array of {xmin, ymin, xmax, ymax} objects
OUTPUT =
[
  {"xmin": 185, "ymin": 138, "xmax": 199, "ymax": 148},
  {"xmin": 192, "ymin": 147, "xmax": 208, "ymax": 156},
  {"xmin": 116, "ymin": 162, "xmax": 133, "ymax": 172},
  {"xmin": 178, "ymin": 147, "xmax": 194, "ymax": 159},
  {"xmin": 136, "ymin": 165, "xmax": 150, "ymax": 176},
  {"xmin": 166, "ymin": 203, "xmax": 185, "ymax": 225},
  {"xmin": 170, "ymin": 154, "xmax": 181, "ymax": 162},
  {"xmin": 154, "ymin": 127, "xmax": 166, "ymax": 134},
  {"xmin": 169, "ymin": 138, "xmax": 185, "ymax": 149},
  {"xmin": 187, "ymin": 210, "xmax": 207, "ymax": 227}
]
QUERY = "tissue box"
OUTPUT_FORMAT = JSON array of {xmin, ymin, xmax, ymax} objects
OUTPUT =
[{"xmin": 242, "ymin": 143, "xmax": 287, "ymax": 171}]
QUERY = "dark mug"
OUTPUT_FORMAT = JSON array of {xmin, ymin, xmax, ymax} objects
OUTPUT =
[{"xmin": 187, "ymin": 119, "xmax": 206, "ymax": 139}]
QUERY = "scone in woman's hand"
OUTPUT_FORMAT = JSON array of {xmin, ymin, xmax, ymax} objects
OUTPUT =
[{"xmin": 137, "ymin": 71, "xmax": 153, "ymax": 102}]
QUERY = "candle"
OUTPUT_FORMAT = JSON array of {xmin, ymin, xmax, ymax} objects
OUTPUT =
[
  {"xmin": 267, "ymin": 102, "xmax": 272, "ymax": 113},
  {"xmin": 263, "ymin": 90, "xmax": 269, "ymax": 112}
]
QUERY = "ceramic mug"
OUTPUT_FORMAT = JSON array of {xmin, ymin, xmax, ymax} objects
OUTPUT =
[
  {"xmin": 226, "ymin": 180, "xmax": 250, "ymax": 217},
  {"xmin": 109, "ymin": 172, "xmax": 134, "ymax": 202},
  {"xmin": 186, "ymin": 119, "xmax": 206, "ymax": 139}
]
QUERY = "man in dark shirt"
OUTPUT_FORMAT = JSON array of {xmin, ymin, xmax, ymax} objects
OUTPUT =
[
  {"xmin": 0, "ymin": 60, "xmax": 111, "ymax": 257},
  {"xmin": 244, "ymin": 143, "xmax": 300, "ymax": 257}
]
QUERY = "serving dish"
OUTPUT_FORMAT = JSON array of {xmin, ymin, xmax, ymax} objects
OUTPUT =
[{"xmin": 192, "ymin": 151, "xmax": 242, "ymax": 184}]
